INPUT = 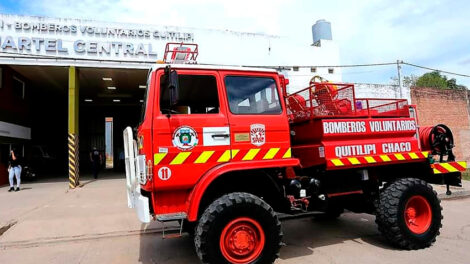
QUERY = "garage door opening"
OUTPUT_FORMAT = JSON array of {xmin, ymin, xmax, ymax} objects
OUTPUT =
[
  {"xmin": 78, "ymin": 67, "xmax": 147, "ymax": 178},
  {"xmin": 0, "ymin": 65, "xmax": 68, "ymax": 184},
  {"xmin": 0, "ymin": 64, "xmax": 147, "ymax": 184}
]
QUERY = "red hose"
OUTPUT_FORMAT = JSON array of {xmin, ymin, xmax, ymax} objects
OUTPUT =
[
  {"xmin": 418, "ymin": 124, "xmax": 454, "ymax": 153},
  {"xmin": 418, "ymin": 126, "xmax": 434, "ymax": 151}
]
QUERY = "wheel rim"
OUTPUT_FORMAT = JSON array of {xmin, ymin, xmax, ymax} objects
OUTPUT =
[
  {"xmin": 404, "ymin": 195, "xmax": 432, "ymax": 234},
  {"xmin": 220, "ymin": 217, "xmax": 265, "ymax": 264}
]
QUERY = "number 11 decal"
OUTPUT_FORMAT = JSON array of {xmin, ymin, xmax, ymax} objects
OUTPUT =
[{"xmin": 158, "ymin": 167, "xmax": 172, "ymax": 181}]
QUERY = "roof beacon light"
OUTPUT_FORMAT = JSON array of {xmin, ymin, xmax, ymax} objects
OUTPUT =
[{"xmin": 163, "ymin": 42, "xmax": 198, "ymax": 64}]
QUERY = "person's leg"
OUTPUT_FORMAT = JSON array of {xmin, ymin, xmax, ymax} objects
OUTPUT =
[
  {"xmin": 92, "ymin": 163, "xmax": 97, "ymax": 179},
  {"xmin": 15, "ymin": 166, "xmax": 21, "ymax": 189},
  {"xmin": 8, "ymin": 168, "xmax": 15, "ymax": 189}
]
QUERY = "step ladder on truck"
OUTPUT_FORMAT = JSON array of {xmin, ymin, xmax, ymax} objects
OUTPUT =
[{"xmin": 124, "ymin": 42, "xmax": 466, "ymax": 264}]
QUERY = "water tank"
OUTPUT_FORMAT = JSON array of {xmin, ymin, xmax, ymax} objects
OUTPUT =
[{"xmin": 312, "ymin": 19, "xmax": 332, "ymax": 44}]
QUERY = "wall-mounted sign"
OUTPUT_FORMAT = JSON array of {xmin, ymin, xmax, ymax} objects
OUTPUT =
[{"xmin": 0, "ymin": 15, "xmax": 195, "ymax": 62}]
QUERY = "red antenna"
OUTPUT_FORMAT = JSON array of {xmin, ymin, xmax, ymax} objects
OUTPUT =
[{"xmin": 163, "ymin": 42, "xmax": 199, "ymax": 64}]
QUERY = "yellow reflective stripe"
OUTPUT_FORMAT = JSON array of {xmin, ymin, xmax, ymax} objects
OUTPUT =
[
  {"xmin": 331, "ymin": 159, "xmax": 344, "ymax": 166},
  {"xmin": 218, "ymin": 150, "xmax": 232, "ymax": 162},
  {"xmin": 263, "ymin": 148, "xmax": 280, "ymax": 160},
  {"xmin": 154, "ymin": 153, "xmax": 167, "ymax": 165},
  {"xmin": 195, "ymin": 151, "xmax": 215, "ymax": 164},
  {"xmin": 170, "ymin": 152, "xmax": 191, "ymax": 165},
  {"xmin": 242, "ymin": 149, "xmax": 261, "ymax": 161},
  {"xmin": 422, "ymin": 151, "xmax": 429, "ymax": 158},
  {"xmin": 231, "ymin": 149, "xmax": 240, "ymax": 159},
  {"xmin": 409, "ymin": 152, "xmax": 419, "ymax": 159},
  {"xmin": 458, "ymin": 161, "xmax": 467, "ymax": 169},
  {"xmin": 282, "ymin": 148, "xmax": 292, "ymax": 158},
  {"xmin": 433, "ymin": 168, "xmax": 441, "ymax": 174},
  {"xmin": 394, "ymin": 153, "xmax": 406, "ymax": 161},
  {"xmin": 380, "ymin": 155, "xmax": 391, "ymax": 162},
  {"xmin": 440, "ymin": 163, "xmax": 458, "ymax": 172},
  {"xmin": 348, "ymin": 157, "xmax": 360, "ymax": 165},
  {"xmin": 364, "ymin": 156, "xmax": 376, "ymax": 163}
]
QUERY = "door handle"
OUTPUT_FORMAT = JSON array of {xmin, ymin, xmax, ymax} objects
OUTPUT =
[{"xmin": 212, "ymin": 134, "xmax": 229, "ymax": 139}]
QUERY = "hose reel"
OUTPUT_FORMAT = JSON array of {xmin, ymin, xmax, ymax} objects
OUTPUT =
[{"xmin": 419, "ymin": 124, "xmax": 455, "ymax": 162}]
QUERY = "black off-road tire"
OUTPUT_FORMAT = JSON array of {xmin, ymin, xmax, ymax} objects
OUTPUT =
[
  {"xmin": 194, "ymin": 192, "xmax": 282, "ymax": 264},
  {"xmin": 375, "ymin": 178, "xmax": 442, "ymax": 249}
]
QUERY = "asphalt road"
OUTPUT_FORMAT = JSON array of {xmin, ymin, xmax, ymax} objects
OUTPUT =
[{"xmin": 1, "ymin": 197, "xmax": 469, "ymax": 264}]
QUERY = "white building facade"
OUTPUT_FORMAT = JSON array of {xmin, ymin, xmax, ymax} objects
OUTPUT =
[{"xmin": 0, "ymin": 14, "xmax": 342, "ymax": 93}]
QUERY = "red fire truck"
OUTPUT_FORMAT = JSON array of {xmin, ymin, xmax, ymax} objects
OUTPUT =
[{"xmin": 124, "ymin": 44, "xmax": 466, "ymax": 264}]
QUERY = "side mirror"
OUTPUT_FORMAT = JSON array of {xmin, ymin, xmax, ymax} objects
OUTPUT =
[{"xmin": 168, "ymin": 70, "xmax": 179, "ymax": 106}]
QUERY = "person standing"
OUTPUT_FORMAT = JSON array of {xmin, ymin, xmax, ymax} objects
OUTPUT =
[
  {"xmin": 8, "ymin": 148, "xmax": 21, "ymax": 192},
  {"xmin": 90, "ymin": 147, "xmax": 102, "ymax": 179}
]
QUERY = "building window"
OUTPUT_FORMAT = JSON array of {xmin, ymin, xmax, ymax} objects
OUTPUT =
[
  {"xmin": 328, "ymin": 68, "xmax": 334, "ymax": 74},
  {"xmin": 160, "ymin": 74, "xmax": 219, "ymax": 114},
  {"xmin": 293, "ymin": 66, "xmax": 299, "ymax": 71},
  {"xmin": 310, "ymin": 67, "xmax": 317, "ymax": 73},
  {"xmin": 12, "ymin": 77, "xmax": 25, "ymax": 99},
  {"xmin": 225, "ymin": 76, "xmax": 282, "ymax": 115}
]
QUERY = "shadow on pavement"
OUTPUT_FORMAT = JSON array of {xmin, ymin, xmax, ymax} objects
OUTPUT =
[
  {"xmin": 136, "ymin": 212, "xmax": 397, "ymax": 263},
  {"xmin": 279, "ymin": 213, "xmax": 394, "ymax": 260},
  {"xmin": 79, "ymin": 179, "xmax": 98, "ymax": 187},
  {"xmin": 139, "ymin": 223, "xmax": 199, "ymax": 264}
]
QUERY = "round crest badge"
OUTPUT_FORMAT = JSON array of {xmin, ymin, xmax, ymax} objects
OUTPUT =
[{"xmin": 172, "ymin": 126, "xmax": 199, "ymax": 150}]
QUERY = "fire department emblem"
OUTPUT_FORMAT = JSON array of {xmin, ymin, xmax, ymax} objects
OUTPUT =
[
  {"xmin": 250, "ymin": 124, "xmax": 265, "ymax": 146},
  {"xmin": 172, "ymin": 126, "xmax": 198, "ymax": 150}
]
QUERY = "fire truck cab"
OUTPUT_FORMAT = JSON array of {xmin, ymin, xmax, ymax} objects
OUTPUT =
[{"xmin": 124, "ymin": 47, "xmax": 466, "ymax": 264}]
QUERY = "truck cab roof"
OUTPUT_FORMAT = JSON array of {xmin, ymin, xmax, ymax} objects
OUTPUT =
[{"xmin": 150, "ymin": 63, "xmax": 278, "ymax": 74}]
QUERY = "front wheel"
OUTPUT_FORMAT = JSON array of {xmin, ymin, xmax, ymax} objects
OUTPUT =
[
  {"xmin": 375, "ymin": 178, "xmax": 442, "ymax": 249},
  {"xmin": 194, "ymin": 192, "xmax": 282, "ymax": 264}
]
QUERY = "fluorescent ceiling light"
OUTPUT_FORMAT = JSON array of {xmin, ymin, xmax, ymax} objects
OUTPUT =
[
  {"xmin": 139, "ymin": 100, "xmax": 144, "ymax": 103},
  {"xmin": 107, "ymin": 86, "xmax": 116, "ymax": 90},
  {"xmin": 84, "ymin": 99, "xmax": 93, "ymax": 102},
  {"xmin": 113, "ymin": 99, "xmax": 121, "ymax": 102},
  {"xmin": 139, "ymin": 85, "xmax": 146, "ymax": 89},
  {"xmin": 102, "ymin": 77, "xmax": 112, "ymax": 81}
]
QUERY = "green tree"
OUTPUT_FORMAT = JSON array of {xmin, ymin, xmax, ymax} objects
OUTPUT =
[{"xmin": 415, "ymin": 71, "xmax": 466, "ymax": 90}]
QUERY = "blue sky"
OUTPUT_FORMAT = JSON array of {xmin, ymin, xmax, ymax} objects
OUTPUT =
[{"xmin": 0, "ymin": 0, "xmax": 469, "ymax": 87}]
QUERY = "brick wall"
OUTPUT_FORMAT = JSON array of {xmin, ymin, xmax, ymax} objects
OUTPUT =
[{"xmin": 411, "ymin": 87, "xmax": 470, "ymax": 163}]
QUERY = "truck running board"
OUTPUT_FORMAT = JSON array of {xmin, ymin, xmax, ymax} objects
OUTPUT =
[{"xmin": 156, "ymin": 213, "xmax": 187, "ymax": 239}]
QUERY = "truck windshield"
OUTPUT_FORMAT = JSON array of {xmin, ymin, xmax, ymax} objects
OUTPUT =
[{"xmin": 225, "ymin": 76, "xmax": 282, "ymax": 114}]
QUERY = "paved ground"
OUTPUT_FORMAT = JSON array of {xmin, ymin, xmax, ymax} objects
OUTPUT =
[{"xmin": 0, "ymin": 174, "xmax": 469, "ymax": 264}]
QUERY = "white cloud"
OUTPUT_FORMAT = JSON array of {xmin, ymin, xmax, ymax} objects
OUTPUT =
[{"xmin": 7, "ymin": 0, "xmax": 470, "ymax": 85}]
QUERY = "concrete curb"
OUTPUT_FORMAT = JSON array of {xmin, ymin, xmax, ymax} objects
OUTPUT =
[{"xmin": 438, "ymin": 190, "xmax": 470, "ymax": 200}]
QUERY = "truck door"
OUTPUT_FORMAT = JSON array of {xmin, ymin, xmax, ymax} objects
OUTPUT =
[
  {"xmin": 222, "ymin": 72, "xmax": 291, "ymax": 163},
  {"xmin": 152, "ymin": 69, "xmax": 230, "ymax": 190}
]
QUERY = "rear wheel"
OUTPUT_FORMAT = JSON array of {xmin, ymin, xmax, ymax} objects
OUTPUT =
[
  {"xmin": 375, "ymin": 178, "xmax": 442, "ymax": 249},
  {"xmin": 194, "ymin": 192, "xmax": 282, "ymax": 264}
]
